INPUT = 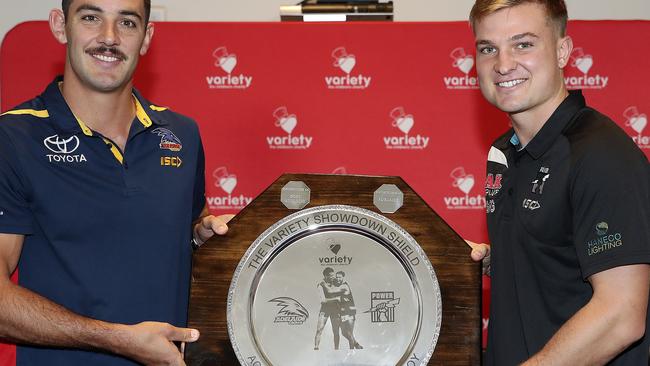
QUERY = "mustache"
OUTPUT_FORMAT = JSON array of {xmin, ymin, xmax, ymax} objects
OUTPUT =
[{"xmin": 86, "ymin": 46, "xmax": 127, "ymax": 61}]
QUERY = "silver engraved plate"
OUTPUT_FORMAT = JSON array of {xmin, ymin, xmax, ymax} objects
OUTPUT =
[{"xmin": 228, "ymin": 205, "xmax": 442, "ymax": 366}]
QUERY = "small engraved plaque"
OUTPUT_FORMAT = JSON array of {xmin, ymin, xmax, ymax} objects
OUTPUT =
[
  {"xmin": 281, "ymin": 181, "xmax": 311, "ymax": 210},
  {"xmin": 228, "ymin": 205, "xmax": 441, "ymax": 366},
  {"xmin": 373, "ymin": 184, "xmax": 404, "ymax": 213}
]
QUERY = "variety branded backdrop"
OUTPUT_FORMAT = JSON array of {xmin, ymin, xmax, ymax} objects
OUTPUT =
[{"xmin": 1, "ymin": 21, "xmax": 649, "ymax": 365}]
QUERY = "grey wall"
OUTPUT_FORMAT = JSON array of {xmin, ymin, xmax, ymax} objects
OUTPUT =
[{"xmin": 2, "ymin": 0, "xmax": 649, "ymax": 46}]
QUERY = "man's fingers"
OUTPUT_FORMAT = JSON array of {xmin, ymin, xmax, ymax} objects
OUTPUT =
[
  {"xmin": 465, "ymin": 239, "xmax": 490, "ymax": 262},
  {"xmin": 167, "ymin": 326, "xmax": 200, "ymax": 343}
]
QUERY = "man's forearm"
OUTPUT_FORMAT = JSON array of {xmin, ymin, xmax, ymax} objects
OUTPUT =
[
  {"xmin": 0, "ymin": 279, "xmax": 127, "ymax": 354},
  {"xmin": 523, "ymin": 295, "xmax": 644, "ymax": 365}
]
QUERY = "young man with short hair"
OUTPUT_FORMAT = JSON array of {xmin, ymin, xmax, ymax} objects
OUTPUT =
[
  {"xmin": 0, "ymin": 1, "xmax": 232, "ymax": 365},
  {"xmin": 468, "ymin": 0, "xmax": 650, "ymax": 364}
]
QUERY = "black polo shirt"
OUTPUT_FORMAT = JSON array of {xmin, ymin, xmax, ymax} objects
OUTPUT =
[{"xmin": 484, "ymin": 90, "xmax": 650, "ymax": 365}]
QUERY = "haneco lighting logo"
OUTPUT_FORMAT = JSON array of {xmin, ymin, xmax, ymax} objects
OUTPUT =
[
  {"xmin": 325, "ymin": 47, "xmax": 372, "ymax": 90},
  {"xmin": 206, "ymin": 46, "xmax": 253, "ymax": 89},
  {"xmin": 443, "ymin": 47, "xmax": 479, "ymax": 90},
  {"xmin": 43, "ymin": 135, "xmax": 87, "ymax": 163},
  {"xmin": 364, "ymin": 291, "xmax": 400, "ymax": 323},
  {"xmin": 206, "ymin": 167, "xmax": 252, "ymax": 210},
  {"xmin": 268, "ymin": 297, "xmax": 309, "ymax": 325},
  {"xmin": 565, "ymin": 48, "xmax": 609, "ymax": 90},
  {"xmin": 266, "ymin": 107, "xmax": 313, "ymax": 150},
  {"xmin": 444, "ymin": 167, "xmax": 486, "ymax": 210},
  {"xmin": 623, "ymin": 106, "xmax": 649, "ymax": 149},
  {"xmin": 383, "ymin": 107, "xmax": 430, "ymax": 150},
  {"xmin": 587, "ymin": 221, "xmax": 623, "ymax": 256}
]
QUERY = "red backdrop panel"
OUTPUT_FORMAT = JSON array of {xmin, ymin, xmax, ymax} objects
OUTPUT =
[{"xmin": 1, "ymin": 21, "xmax": 649, "ymax": 364}]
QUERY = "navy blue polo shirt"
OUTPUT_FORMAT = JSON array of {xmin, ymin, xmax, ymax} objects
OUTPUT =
[
  {"xmin": 0, "ymin": 77, "xmax": 205, "ymax": 365},
  {"xmin": 484, "ymin": 90, "xmax": 650, "ymax": 365}
]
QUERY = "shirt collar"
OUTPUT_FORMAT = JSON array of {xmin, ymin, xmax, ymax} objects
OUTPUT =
[
  {"xmin": 514, "ymin": 90, "xmax": 586, "ymax": 159},
  {"xmin": 42, "ymin": 76, "xmax": 167, "ymax": 137}
]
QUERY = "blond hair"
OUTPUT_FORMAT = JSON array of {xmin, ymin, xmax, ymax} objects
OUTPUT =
[{"xmin": 470, "ymin": 0, "xmax": 568, "ymax": 36}]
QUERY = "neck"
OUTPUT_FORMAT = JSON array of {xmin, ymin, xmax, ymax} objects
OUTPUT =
[
  {"xmin": 509, "ymin": 86, "xmax": 569, "ymax": 147},
  {"xmin": 60, "ymin": 71, "xmax": 135, "ymax": 146}
]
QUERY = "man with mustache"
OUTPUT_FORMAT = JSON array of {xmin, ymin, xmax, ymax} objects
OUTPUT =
[
  {"xmin": 466, "ymin": 0, "xmax": 650, "ymax": 365},
  {"xmin": 0, "ymin": 0, "xmax": 232, "ymax": 365}
]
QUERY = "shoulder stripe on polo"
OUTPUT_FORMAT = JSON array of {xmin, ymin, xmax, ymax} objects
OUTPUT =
[
  {"xmin": 149, "ymin": 105, "xmax": 168, "ymax": 112},
  {"xmin": 1, "ymin": 109, "xmax": 49, "ymax": 118},
  {"xmin": 488, "ymin": 146, "xmax": 508, "ymax": 168},
  {"xmin": 133, "ymin": 96, "xmax": 153, "ymax": 128}
]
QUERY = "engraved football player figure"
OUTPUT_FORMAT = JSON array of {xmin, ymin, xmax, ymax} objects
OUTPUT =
[
  {"xmin": 314, "ymin": 267, "xmax": 341, "ymax": 350},
  {"xmin": 334, "ymin": 271, "xmax": 363, "ymax": 350}
]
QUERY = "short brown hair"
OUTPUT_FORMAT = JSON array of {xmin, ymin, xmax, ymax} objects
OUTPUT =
[
  {"xmin": 62, "ymin": 0, "xmax": 152, "ymax": 24},
  {"xmin": 470, "ymin": 0, "xmax": 568, "ymax": 36}
]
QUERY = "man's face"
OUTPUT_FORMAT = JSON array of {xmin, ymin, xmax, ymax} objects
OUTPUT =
[
  {"xmin": 325, "ymin": 272, "xmax": 335, "ymax": 283},
  {"xmin": 474, "ymin": 3, "xmax": 568, "ymax": 116},
  {"xmin": 62, "ymin": 0, "xmax": 152, "ymax": 92}
]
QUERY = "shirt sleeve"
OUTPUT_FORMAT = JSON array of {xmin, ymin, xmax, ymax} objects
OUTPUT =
[
  {"xmin": 0, "ymin": 128, "xmax": 33, "ymax": 234},
  {"xmin": 571, "ymin": 140, "xmax": 650, "ymax": 279},
  {"xmin": 191, "ymin": 129, "xmax": 206, "ymax": 222}
]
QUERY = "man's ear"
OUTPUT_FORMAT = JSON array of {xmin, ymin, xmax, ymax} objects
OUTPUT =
[
  {"xmin": 49, "ymin": 9, "xmax": 67, "ymax": 44},
  {"xmin": 139, "ymin": 22, "xmax": 155, "ymax": 56},
  {"xmin": 557, "ymin": 35, "xmax": 573, "ymax": 68}
]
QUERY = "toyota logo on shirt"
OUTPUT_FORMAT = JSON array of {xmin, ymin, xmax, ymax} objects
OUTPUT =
[{"xmin": 44, "ymin": 135, "xmax": 80, "ymax": 154}]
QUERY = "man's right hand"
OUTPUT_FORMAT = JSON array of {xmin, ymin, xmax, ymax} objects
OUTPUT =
[
  {"xmin": 115, "ymin": 322, "xmax": 199, "ymax": 366},
  {"xmin": 465, "ymin": 240, "xmax": 491, "ymax": 276}
]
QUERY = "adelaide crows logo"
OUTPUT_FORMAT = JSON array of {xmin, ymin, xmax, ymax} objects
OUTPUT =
[
  {"xmin": 152, "ymin": 128, "xmax": 182, "ymax": 152},
  {"xmin": 268, "ymin": 297, "xmax": 309, "ymax": 325}
]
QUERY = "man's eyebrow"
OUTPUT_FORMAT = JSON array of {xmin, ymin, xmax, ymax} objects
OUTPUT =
[
  {"xmin": 119, "ymin": 10, "xmax": 143, "ymax": 21},
  {"xmin": 510, "ymin": 32, "xmax": 539, "ymax": 41},
  {"xmin": 75, "ymin": 4, "xmax": 143, "ymax": 21},
  {"xmin": 475, "ymin": 39, "xmax": 493, "ymax": 47},
  {"xmin": 75, "ymin": 4, "xmax": 103, "ymax": 14}
]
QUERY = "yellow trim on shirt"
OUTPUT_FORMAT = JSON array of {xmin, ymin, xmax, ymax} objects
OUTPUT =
[
  {"xmin": 102, "ymin": 138, "xmax": 124, "ymax": 164},
  {"xmin": 149, "ymin": 105, "xmax": 168, "ymax": 112},
  {"xmin": 133, "ymin": 97, "xmax": 153, "ymax": 128},
  {"xmin": 1, "ymin": 109, "xmax": 49, "ymax": 118}
]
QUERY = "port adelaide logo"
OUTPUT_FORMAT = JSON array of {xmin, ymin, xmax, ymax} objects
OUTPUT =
[
  {"xmin": 43, "ymin": 134, "xmax": 87, "ymax": 163},
  {"xmin": 206, "ymin": 46, "xmax": 253, "ymax": 89},
  {"xmin": 268, "ymin": 297, "xmax": 309, "ymax": 325},
  {"xmin": 364, "ymin": 291, "xmax": 400, "ymax": 323}
]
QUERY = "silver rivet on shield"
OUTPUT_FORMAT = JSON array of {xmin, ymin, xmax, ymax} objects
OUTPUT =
[
  {"xmin": 281, "ymin": 181, "xmax": 311, "ymax": 210},
  {"xmin": 373, "ymin": 184, "xmax": 403, "ymax": 213}
]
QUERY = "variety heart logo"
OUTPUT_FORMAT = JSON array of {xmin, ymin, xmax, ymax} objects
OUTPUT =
[
  {"xmin": 456, "ymin": 56, "xmax": 474, "ymax": 75},
  {"xmin": 337, "ymin": 55, "xmax": 356, "ymax": 74},
  {"xmin": 219, "ymin": 55, "xmax": 237, "ymax": 74},
  {"xmin": 219, "ymin": 175, "xmax": 237, "ymax": 194},
  {"xmin": 575, "ymin": 56, "xmax": 593, "ymax": 74},
  {"xmin": 457, "ymin": 176, "xmax": 475, "ymax": 194},
  {"xmin": 279, "ymin": 116, "xmax": 298, "ymax": 134},
  {"xmin": 329, "ymin": 243, "xmax": 341, "ymax": 255},
  {"xmin": 395, "ymin": 116, "xmax": 414, "ymax": 134},
  {"xmin": 629, "ymin": 115, "xmax": 648, "ymax": 134}
]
